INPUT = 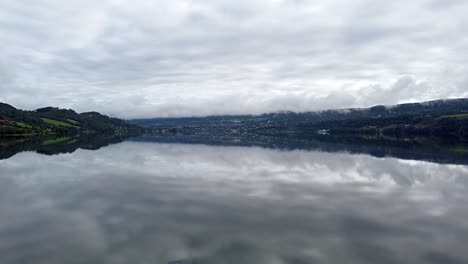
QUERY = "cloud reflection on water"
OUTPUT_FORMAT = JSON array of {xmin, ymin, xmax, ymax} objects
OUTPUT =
[{"xmin": 0, "ymin": 142, "xmax": 467, "ymax": 263}]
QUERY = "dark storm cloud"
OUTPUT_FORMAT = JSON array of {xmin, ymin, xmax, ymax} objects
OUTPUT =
[{"xmin": 0, "ymin": 0, "xmax": 467, "ymax": 117}]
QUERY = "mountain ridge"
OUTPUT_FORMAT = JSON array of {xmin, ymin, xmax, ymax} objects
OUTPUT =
[
  {"xmin": 0, "ymin": 103, "xmax": 141, "ymax": 136},
  {"xmin": 129, "ymin": 98, "xmax": 468, "ymax": 128}
]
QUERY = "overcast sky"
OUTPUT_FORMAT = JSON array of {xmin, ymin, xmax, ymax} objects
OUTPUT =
[{"xmin": 0, "ymin": 0, "xmax": 468, "ymax": 118}]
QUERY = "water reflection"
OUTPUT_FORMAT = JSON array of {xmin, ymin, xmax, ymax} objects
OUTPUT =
[
  {"xmin": 0, "ymin": 134, "xmax": 130, "ymax": 160},
  {"xmin": 0, "ymin": 141, "xmax": 468, "ymax": 263},
  {"xmin": 134, "ymin": 134, "xmax": 468, "ymax": 165}
]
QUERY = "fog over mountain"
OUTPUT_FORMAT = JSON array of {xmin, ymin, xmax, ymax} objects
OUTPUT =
[{"xmin": 1, "ymin": 0, "xmax": 468, "ymax": 118}]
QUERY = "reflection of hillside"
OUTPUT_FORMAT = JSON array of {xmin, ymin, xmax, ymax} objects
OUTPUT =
[
  {"xmin": 132, "ymin": 134, "xmax": 468, "ymax": 166},
  {"xmin": 0, "ymin": 134, "xmax": 130, "ymax": 160}
]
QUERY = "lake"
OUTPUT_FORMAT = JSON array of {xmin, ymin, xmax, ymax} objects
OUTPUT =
[{"xmin": 1, "ymin": 137, "xmax": 468, "ymax": 264}]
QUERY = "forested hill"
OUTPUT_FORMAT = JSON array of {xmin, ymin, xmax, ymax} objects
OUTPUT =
[
  {"xmin": 130, "ymin": 98, "xmax": 468, "ymax": 128},
  {"xmin": 0, "ymin": 103, "xmax": 141, "ymax": 136},
  {"xmin": 129, "ymin": 98, "xmax": 468, "ymax": 139}
]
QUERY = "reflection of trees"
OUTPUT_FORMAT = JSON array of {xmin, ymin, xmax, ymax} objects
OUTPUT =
[
  {"xmin": 133, "ymin": 134, "xmax": 468, "ymax": 165},
  {"xmin": 3, "ymin": 132, "xmax": 468, "ymax": 165},
  {"xmin": 0, "ymin": 134, "xmax": 132, "ymax": 160}
]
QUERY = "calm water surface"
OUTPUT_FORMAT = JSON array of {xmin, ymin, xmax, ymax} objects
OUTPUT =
[{"xmin": 1, "ymin": 140, "xmax": 468, "ymax": 263}]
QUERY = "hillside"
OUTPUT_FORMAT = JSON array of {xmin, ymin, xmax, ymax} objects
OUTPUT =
[
  {"xmin": 130, "ymin": 98, "xmax": 468, "ymax": 139},
  {"xmin": 130, "ymin": 98, "xmax": 468, "ymax": 128},
  {"xmin": 0, "ymin": 103, "xmax": 141, "ymax": 136},
  {"xmin": 292, "ymin": 113, "xmax": 468, "ymax": 138}
]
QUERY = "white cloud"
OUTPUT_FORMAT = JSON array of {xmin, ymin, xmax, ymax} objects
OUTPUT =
[{"xmin": 0, "ymin": 0, "xmax": 468, "ymax": 117}]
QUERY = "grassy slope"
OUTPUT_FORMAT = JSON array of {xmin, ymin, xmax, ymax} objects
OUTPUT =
[
  {"xmin": 40, "ymin": 118, "xmax": 80, "ymax": 129},
  {"xmin": 439, "ymin": 113, "xmax": 468, "ymax": 120},
  {"xmin": 41, "ymin": 137, "xmax": 73, "ymax": 145}
]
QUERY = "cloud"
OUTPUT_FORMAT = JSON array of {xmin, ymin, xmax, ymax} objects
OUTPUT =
[
  {"xmin": 0, "ymin": 0, "xmax": 468, "ymax": 117},
  {"xmin": 1, "ymin": 142, "xmax": 468, "ymax": 263}
]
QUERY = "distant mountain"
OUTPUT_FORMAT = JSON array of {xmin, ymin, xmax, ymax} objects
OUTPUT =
[
  {"xmin": 130, "ymin": 98, "xmax": 468, "ymax": 128},
  {"xmin": 128, "ymin": 98, "xmax": 468, "ymax": 139},
  {"xmin": 0, "ymin": 103, "xmax": 141, "ymax": 136}
]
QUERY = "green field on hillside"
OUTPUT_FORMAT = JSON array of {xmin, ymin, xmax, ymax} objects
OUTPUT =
[
  {"xmin": 41, "ymin": 118, "xmax": 79, "ymax": 129},
  {"xmin": 41, "ymin": 137, "xmax": 73, "ymax": 145},
  {"xmin": 439, "ymin": 113, "xmax": 468, "ymax": 120}
]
